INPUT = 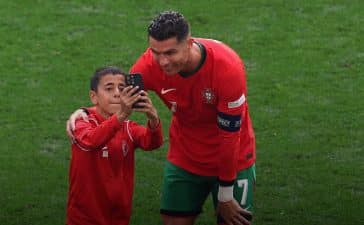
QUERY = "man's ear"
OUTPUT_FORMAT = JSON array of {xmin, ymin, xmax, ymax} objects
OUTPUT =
[{"xmin": 90, "ymin": 90, "xmax": 98, "ymax": 105}]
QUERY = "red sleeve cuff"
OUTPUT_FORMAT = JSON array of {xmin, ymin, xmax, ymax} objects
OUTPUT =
[{"xmin": 147, "ymin": 118, "xmax": 161, "ymax": 131}]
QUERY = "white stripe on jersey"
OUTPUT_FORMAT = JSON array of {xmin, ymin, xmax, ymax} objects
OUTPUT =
[{"xmin": 228, "ymin": 94, "xmax": 245, "ymax": 108}]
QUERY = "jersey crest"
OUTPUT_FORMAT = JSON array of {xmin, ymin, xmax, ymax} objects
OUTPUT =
[
  {"xmin": 202, "ymin": 88, "xmax": 216, "ymax": 104},
  {"xmin": 122, "ymin": 140, "xmax": 128, "ymax": 157}
]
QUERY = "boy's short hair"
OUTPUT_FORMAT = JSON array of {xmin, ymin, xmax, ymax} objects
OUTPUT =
[
  {"xmin": 90, "ymin": 66, "xmax": 126, "ymax": 91},
  {"xmin": 148, "ymin": 11, "xmax": 189, "ymax": 42}
]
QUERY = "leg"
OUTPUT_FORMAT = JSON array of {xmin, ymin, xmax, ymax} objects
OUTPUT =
[
  {"xmin": 160, "ymin": 161, "xmax": 213, "ymax": 225},
  {"xmin": 161, "ymin": 214, "xmax": 197, "ymax": 225}
]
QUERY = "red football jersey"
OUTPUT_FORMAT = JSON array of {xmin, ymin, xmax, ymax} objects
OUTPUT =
[
  {"xmin": 130, "ymin": 38, "xmax": 255, "ymax": 183},
  {"xmin": 67, "ymin": 112, "xmax": 163, "ymax": 225}
]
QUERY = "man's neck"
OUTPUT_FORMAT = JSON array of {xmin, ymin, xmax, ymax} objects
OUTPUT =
[{"xmin": 179, "ymin": 42, "xmax": 203, "ymax": 76}]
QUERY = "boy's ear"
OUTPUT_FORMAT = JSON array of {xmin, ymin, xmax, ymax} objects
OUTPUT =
[{"xmin": 90, "ymin": 90, "xmax": 98, "ymax": 105}]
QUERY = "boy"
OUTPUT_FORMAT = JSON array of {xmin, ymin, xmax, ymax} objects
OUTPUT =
[{"xmin": 66, "ymin": 66, "xmax": 163, "ymax": 225}]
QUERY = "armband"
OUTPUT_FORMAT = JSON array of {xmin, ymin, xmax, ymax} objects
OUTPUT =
[{"xmin": 217, "ymin": 112, "xmax": 241, "ymax": 132}]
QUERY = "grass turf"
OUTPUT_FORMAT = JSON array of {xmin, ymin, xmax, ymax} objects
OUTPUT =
[{"xmin": 0, "ymin": 1, "xmax": 362, "ymax": 224}]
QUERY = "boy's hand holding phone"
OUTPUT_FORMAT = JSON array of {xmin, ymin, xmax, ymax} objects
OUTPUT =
[
  {"xmin": 125, "ymin": 73, "xmax": 145, "ymax": 108},
  {"xmin": 125, "ymin": 73, "xmax": 159, "ymax": 128}
]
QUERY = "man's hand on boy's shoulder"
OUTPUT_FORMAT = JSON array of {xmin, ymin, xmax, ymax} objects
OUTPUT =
[{"xmin": 66, "ymin": 108, "xmax": 89, "ymax": 138}]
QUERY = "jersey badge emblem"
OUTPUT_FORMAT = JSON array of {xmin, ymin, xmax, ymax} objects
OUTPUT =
[
  {"xmin": 122, "ymin": 140, "xmax": 128, "ymax": 157},
  {"xmin": 202, "ymin": 88, "xmax": 216, "ymax": 104}
]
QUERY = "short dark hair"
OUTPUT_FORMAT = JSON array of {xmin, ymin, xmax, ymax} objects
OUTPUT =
[
  {"xmin": 90, "ymin": 66, "xmax": 126, "ymax": 91},
  {"xmin": 148, "ymin": 11, "xmax": 189, "ymax": 42}
]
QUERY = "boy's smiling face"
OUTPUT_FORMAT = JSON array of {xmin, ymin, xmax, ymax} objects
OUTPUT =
[{"xmin": 90, "ymin": 74, "xmax": 125, "ymax": 118}]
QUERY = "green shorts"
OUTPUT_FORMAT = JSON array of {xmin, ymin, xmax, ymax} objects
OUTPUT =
[{"xmin": 160, "ymin": 161, "xmax": 256, "ymax": 219}]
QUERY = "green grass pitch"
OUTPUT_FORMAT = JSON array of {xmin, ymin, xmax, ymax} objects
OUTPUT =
[{"xmin": 0, "ymin": 1, "xmax": 362, "ymax": 224}]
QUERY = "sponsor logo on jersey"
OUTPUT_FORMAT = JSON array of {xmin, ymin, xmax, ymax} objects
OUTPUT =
[
  {"xmin": 202, "ymin": 88, "xmax": 216, "ymax": 104},
  {"xmin": 228, "ymin": 94, "xmax": 245, "ymax": 108},
  {"xmin": 161, "ymin": 88, "xmax": 176, "ymax": 95}
]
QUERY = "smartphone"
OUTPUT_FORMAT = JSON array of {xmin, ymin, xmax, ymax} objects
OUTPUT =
[
  {"xmin": 125, "ymin": 73, "xmax": 144, "ymax": 91},
  {"xmin": 125, "ymin": 73, "xmax": 144, "ymax": 108}
]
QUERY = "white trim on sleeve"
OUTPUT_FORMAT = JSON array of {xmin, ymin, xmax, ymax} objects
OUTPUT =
[{"xmin": 228, "ymin": 94, "xmax": 245, "ymax": 109}]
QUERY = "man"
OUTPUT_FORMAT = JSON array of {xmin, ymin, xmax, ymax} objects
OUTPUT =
[{"xmin": 67, "ymin": 11, "xmax": 256, "ymax": 225}]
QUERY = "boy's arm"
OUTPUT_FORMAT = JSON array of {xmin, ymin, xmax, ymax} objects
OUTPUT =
[
  {"xmin": 73, "ymin": 114, "xmax": 122, "ymax": 150},
  {"xmin": 129, "ymin": 90, "xmax": 163, "ymax": 150},
  {"xmin": 129, "ymin": 119, "xmax": 163, "ymax": 151}
]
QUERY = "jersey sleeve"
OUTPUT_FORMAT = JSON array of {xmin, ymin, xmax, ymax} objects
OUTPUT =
[
  {"xmin": 127, "ymin": 120, "xmax": 163, "ymax": 151},
  {"xmin": 216, "ymin": 64, "xmax": 247, "ymax": 185},
  {"xmin": 73, "ymin": 114, "xmax": 122, "ymax": 150}
]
